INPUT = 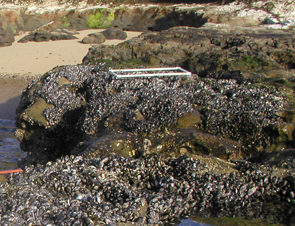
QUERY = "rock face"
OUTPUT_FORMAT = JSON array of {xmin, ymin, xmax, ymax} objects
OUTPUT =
[
  {"xmin": 15, "ymin": 63, "xmax": 290, "ymax": 166},
  {"xmin": 81, "ymin": 32, "xmax": 106, "ymax": 44},
  {"xmin": 0, "ymin": 4, "xmax": 208, "ymax": 35},
  {"xmin": 0, "ymin": 1, "xmax": 293, "ymax": 44}
]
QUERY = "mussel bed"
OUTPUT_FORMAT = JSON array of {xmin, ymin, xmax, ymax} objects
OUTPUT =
[{"xmin": 1, "ymin": 154, "xmax": 294, "ymax": 225}]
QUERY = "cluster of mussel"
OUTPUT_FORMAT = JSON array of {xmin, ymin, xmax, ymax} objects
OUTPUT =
[
  {"xmin": 193, "ymin": 76, "xmax": 285, "ymax": 149},
  {"xmin": 13, "ymin": 65, "xmax": 294, "ymax": 225},
  {"xmin": 1, "ymin": 154, "xmax": 295, "ymax": 225},
  {"xmin": 29, "ymin": 65, "xmax": 284, "ymax": 149}
]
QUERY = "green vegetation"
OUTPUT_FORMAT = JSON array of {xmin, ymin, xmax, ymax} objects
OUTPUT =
[
  {"xmin": 61, "ymin": 9, "xmax": 75, "ymax": 28},
  {"xmin": 84, "ymin": 58, "xmax": 157, "ymax": 69},
  {"xmin": 230, "ymin": 55, "xmax": 277, "ymax": 71},
  {"xmin": 61, "ymin": 17, "xmax": 70, "ymax": 28},
  {"xmin": 86, "ymin": 8, "xmax": 115, "ymax": 29}
]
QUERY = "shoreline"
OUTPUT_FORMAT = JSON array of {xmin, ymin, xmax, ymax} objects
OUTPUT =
[
  {"xmin": 0, "ymin": 29, "xmax": 142, "ymax": 120},
  {"xmin": 0, "ymin": 29, "xmax": 142, "ymax": 78},
  {"xmin": 0, "ymin": 77, "xmax": 31, "ymax": 120}
]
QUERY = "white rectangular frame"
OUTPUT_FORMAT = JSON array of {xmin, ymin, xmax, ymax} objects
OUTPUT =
[{"xmin": 109, "ymin": 67, "xmax": 192, "ymax": 78}]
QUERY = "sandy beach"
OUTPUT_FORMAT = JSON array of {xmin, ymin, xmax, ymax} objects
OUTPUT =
[
  {"xmin": 0, "ymin": 29, "xmax": 142, "ymax": 120},
  {"xmin": 0, "ymin": 29, "xmax": 142, "ymax": 76}
]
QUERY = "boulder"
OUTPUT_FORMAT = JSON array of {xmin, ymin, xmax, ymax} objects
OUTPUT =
[
  {"xmin": 15, "ymin": 64, "xmax": 289, "ymax": 166},
  {"xmin": 81, "ymin": 32, "xmax": 106, "ymax": 44},
  {"xmin": 101, "ymin": 28, "xmax": 127, "ymax": 40},
  {"xmin": 18, "ymin": 31, "xmax": 78, "ymax": 43},
  {"xmin": 50, "ymin": 31, "xmax": 79, "ymax": 41},
  {"xmin": 0, "ymin": 28, "xmax": 15, "ymax": 47},
  {"xmin": 32, "ymin": 31, "xmax": 51, "ymax": 42}
]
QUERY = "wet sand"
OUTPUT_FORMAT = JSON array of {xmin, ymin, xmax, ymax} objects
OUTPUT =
[
  {"xmin": 0, "ymin": 29, "xmax": 142, "ymax": 120},
  {"xmin": 0, "ymin": 77, "xmax": 30, "ymax": 121}
]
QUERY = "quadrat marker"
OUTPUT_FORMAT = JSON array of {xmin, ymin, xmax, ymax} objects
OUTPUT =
[{"xmin": 109, "ymin": 67, "xmax": 192, "ymax": 78}]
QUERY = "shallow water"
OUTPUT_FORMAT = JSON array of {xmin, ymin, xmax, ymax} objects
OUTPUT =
[
  {"xmin": 179, "ymin": 219, "xmax": 213, "ymax": 226},
  {"xmin": 0, "ymin": 119, "xmax": 26, "ymax": 171}
]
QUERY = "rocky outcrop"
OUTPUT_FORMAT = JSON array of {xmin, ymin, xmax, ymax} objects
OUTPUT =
[
  {"xmin": 15, "ymin": 63, "xmax": 291, "ymax": 166},
  {"xmin": 0, "ymin": 4, "xmax": 208, "ymax": 35},
  {"xmin": 17, "ymin": 31, "xmax": 78, "ymax": 42},
  {"xmin": 0, "ymin": 0, "xmax": 294, "ymax": 37},
  {"xmin": 83, "ymin": 25, "xmax": 295, "ymax": 75},
  {"xmin": 10, "ymin": 62, "xmax": 295, "ymax": 225}
]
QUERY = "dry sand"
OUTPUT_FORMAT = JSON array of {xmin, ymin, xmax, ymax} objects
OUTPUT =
[
  {"xmin": 0, "ymin": 29, "xmax": 141, "ymax": 76},
  {"xmin": 0, "ymin": 29, "xmax": 142, "ymax": 120}
]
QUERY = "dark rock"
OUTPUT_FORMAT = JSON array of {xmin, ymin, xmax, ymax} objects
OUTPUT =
[
  {"xmin": 17, "ymin": 36, "xmax": 28, "ymax": 43},
  {"xmin": 0, "ymin": 28, "xmax": 15, "ymax": 47},
  {"xmin": 256, "ymin": 149, "xmax": 295, "ymax": 169},
  {"xmin": 81, "ymin": 32, "xmax": 106, "ymax": 44},
  {"xmin": 30, "ymin": 31, "xmax": 51, "ymax": 42},
  {"xmin": 101, "ymin": 28, "xmax": 127, "ymax": 40},
  {"xmin": 50, "ymin": 31, "xmax": 79, "ymax": 40},
  {"xmin": 79, "ymin": 129, "xmax": 242, "ymax": 160},
  {"xmin": 82, "ymin": 25, "xmax": 295, "ymax": 76},
  {"xmin": 17, "ymin": 31, "xmax": 78, "ymax": 43}
]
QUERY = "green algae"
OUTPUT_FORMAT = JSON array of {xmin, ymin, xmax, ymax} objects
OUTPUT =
[
  {"xmin": 86, "ymin": 58, "xmax": 150, "ymax": 69},
  {"xmin": 230, "ymin": 55, "xmax": 277, "ymax": 71},
  {"xmin": 175, "ymin": 109, "xmax": 202, "ymax": 129},
  {"xmin": 61, "ymin": 9, "xmax": 75, "ymax": 28},
  {"xmin": 23, "ymin": 98, "xmax": 53, "ymax": 128},
  {"xmin": 111, "ymin": 139, "xmax": 134, "ymax": 157},
  {"xmin": 86, "ymin": 8, "xmax": 115, "ymax": 29},
  {"xmin": 61, "ymin": 17, "xmax": 70, "ymax": 28}
]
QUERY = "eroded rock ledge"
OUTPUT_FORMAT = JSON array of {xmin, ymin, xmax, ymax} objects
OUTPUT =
[{"xmin": 83, "ymin": 25, "xmax": 295, "ymax": 76}]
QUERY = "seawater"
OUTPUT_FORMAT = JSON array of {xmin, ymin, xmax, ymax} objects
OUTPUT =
[{"xmin": 0, "ymin": 119, "xmax": 26, "ymax": 171}]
